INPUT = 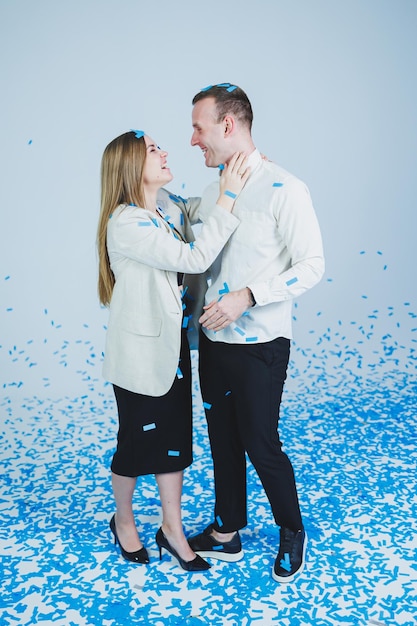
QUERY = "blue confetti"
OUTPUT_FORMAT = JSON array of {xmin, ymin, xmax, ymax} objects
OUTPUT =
[
  {"xmin": 1, "ymin": 294, "xmax": 415, "ymax": 625},
  {"xmin": 168, "ymin": 450, "xmax": 180, "ymax": 457},
  {"xmin": 143, "ymin": 423, "xmax": 156, "ymax": 431},
  {"xmin": 218, "ymin": 282, "xmax": 230, "ymax": 295},
  {"xmin": 131, "ymin": 129, "xmax": 145, "ymax": 138},
  {"xmin": 203, "ymin": 402, "xmax": 212, "ymax": 410},
  {"xmin": 201, "ymin": 83, "xmax": 237, "ymax": 92},
  {"xmin": 286, "ymin": 277, "xmax": 298, "ymax": 286},
  {"xmin": 280, "ymin": 553, "xmax": 292, "ymax": 572},
  {"xmin": 273, "ymin": 182, "xmax": 283, "ymax": 187}
]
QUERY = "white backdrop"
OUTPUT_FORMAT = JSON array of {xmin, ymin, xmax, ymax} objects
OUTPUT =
[{"xmin": 1, "ymin": 0, "xmax": 416, "ymax": 397}]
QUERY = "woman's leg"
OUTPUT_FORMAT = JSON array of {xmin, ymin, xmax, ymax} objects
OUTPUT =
[
  {"xmin": 111, "ymin": 471, "xmax": 144, "ymax": 551},
  {"xmin": 156, "ymin": 470, "xmax": 196, "ymax": 561}
]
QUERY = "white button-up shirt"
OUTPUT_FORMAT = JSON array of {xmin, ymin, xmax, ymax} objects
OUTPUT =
[{"xmin": 199, "ymin": 149, "xmax": 325, "ymax": 344}]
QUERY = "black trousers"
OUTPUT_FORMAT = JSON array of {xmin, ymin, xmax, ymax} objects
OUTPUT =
[{"xmin": 199, "ymin": 331, "xmax": 303, "ymax": 534}]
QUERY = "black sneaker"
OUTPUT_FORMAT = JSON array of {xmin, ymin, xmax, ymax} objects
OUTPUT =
[
  {"xmin": 272, "ymin": 527, "xmax": 307, "ymax": 583},
  {"xmin": 188, "ymin": 524, "xmax": 244, "ymax": 562}
]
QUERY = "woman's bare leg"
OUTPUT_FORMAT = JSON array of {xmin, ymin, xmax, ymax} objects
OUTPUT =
[
  {"xmin": 156, "ymin": 470, "xmax": 196, "ymax": 561},
  {"xmin": 111, "ymin": 471, "xmax": 144, "ymax": 551}
]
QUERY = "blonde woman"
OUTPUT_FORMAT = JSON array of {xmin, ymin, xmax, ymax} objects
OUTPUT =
[{"xmin": 97, "ymin": 130, "xmax": 249, "ymax": 571}]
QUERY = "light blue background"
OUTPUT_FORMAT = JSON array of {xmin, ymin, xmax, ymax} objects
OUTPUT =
[{"xmin": 1, "ymin": 0, "xmax": 416, "ymax": 396}]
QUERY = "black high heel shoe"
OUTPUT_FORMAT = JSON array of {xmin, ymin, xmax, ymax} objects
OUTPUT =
[
  {"xmin": 109, "ymin": 514, "xmax": 149, "ymax": 564},
  {"xmin": 155, "ymin": 527, "xmax": 211, "ymax": 571}
]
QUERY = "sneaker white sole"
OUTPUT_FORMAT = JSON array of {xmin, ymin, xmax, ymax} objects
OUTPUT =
[
  {"xmin": 271, "ymin": 531, "xmax": 308, "ymax": 583},
  {"xmin": 195, "ymin": 549, "xmax": 244, "ymax": 562}
]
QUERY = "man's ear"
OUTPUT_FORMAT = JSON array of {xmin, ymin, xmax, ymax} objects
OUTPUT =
[{"xmin": 223, "ymin": 115, "xmax": 235, "ymax": 137}]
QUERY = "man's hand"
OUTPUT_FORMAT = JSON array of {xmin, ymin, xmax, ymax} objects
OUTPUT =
[{"xmin": 199, "ymin": 288, "xmax": 253, "ymax": 331}]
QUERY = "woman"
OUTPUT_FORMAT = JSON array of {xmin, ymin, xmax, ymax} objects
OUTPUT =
[{"xmin": 97, "ymin": 130, "xmax": 249, "ymax": 571}]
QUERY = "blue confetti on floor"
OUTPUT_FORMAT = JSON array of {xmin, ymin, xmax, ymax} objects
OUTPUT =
[{"xmin": 1, "ymin": 301, "xmax": 416, "ymax": 624}]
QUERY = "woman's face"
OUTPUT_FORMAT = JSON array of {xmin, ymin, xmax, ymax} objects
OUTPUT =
[{"xmin": 142, "ymin": 135, "xmax": 173, "ymax": 187}]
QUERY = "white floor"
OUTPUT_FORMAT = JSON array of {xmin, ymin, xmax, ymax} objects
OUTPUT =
[{"xmin": 1, "ymin": 347, "xmax": 416, "ymax": 625}]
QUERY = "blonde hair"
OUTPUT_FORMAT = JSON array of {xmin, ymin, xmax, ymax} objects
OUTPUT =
[{"xmin": 97, "ymin": 131, "xmax": 147, "ymax": 306}]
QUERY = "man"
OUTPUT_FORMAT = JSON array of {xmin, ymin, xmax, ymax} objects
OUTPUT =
[{"xmin": 187, "ymin": 83, "xmax": 325, "ymax": 582}]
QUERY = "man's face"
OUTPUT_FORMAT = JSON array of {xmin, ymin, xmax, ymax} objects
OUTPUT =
[{"xmin": 191, "ymin": 97, "xmax": 228, "ymax": 168}]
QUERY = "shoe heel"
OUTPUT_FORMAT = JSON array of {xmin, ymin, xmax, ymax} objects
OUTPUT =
[
  {"xmin": 110, "ymin": 515, "xmax": 118, "ymax": 546},
  {"xmin": 109, "ymin": 514, "xmax": 149, "ymax": 564},
  {"xmin": 155, "ymin": 527, "xmax": 210, "ymax": 572}
]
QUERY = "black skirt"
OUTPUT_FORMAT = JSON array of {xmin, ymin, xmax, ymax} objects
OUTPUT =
[{"xmin": 110, "ymin": 328, "xmax": 192, "ymax": 477}]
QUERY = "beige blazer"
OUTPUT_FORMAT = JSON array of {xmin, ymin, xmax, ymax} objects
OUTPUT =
[{"xmin": 102, "ymin": 189, "xmax": 239, "ymax": 396}]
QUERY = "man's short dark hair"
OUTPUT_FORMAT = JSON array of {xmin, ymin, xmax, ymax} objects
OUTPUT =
[{"xmin": 192, "ymin": 83, "xmax": 253, "ymax": 131}]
